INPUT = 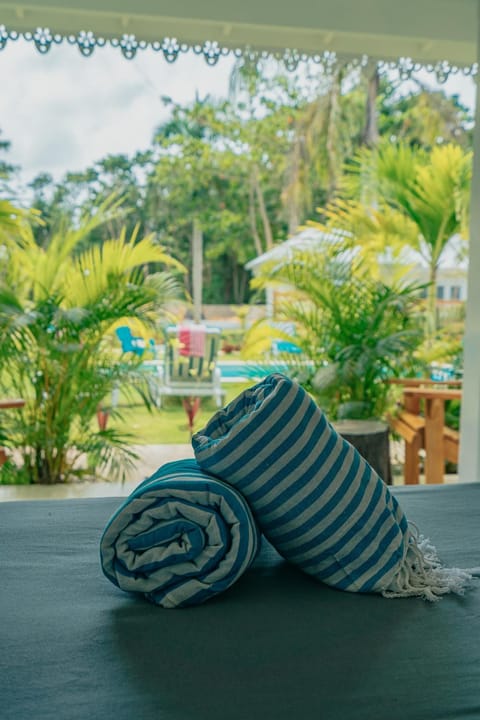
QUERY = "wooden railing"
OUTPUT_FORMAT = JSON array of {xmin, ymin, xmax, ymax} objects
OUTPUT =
[{"xmin": 388, "ymin": 379, "xmax": 462, "ymax": 484}]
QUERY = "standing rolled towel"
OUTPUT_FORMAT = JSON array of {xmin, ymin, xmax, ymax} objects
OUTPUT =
[
  {"xmin": 193, "ymin": 374, "xmax": 476, "ymax": 601},
  {"xmin": 100, "ymin": 459, "xmax": 261, "ymax": 608}
]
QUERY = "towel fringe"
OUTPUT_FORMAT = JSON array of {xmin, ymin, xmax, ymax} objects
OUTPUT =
[{"xmin": 382, "ymin": 523, "xmax": 477, "ymax": 602}]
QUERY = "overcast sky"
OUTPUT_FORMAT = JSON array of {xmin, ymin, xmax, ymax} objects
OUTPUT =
[
  {"xmin": 0, "ymin": 40, "xmax": 235, "ymax": 188},
  {"xmin": 0, "ymin": 39, "xmax": 476, "ymax": 192}
]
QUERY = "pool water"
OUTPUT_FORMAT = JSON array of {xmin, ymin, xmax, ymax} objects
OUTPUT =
[{"xmin": 218, "ymin": 361, "xmax": 292, "ymax": 381}]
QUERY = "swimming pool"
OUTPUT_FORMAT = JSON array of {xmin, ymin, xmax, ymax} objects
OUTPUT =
[{"xmin": 218, "ymin": 361, "xmax": 293, "ymax": 382}]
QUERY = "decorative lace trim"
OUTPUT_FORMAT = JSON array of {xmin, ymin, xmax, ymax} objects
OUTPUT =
[{"xmin": 0, "ymin": 25, "xmax": 477, "ymax": 82}]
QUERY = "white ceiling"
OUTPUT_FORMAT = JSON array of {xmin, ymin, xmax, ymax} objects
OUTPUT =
[{"xmin": 0, "ymin": 0, "xmax": 477, "ymax": 65}]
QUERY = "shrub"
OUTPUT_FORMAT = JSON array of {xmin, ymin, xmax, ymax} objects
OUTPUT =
[
  {"xmin": 0, "ymin": 199, "xmax": 184, "ymax": 483},
  {"xmin": 248, "ymin": 238, "xmax": 425, "ymax": 419}
]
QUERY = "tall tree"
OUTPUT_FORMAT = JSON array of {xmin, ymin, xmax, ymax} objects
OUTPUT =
[
  {"xmin": 16, "ymin": 70, "xmax": 473, "ymax": 306},
  {"xmin": 362, "ymin": 66, "xmax": 380, "ymax": 148},
  {"xmin": 145, "ymin": 96, "xmax": 289, "ymax": 303},
  {"xmin": 316, "ymin": 141, "xmax": 472, "ymax": 335},
  {"xmin": 379, "ymin": 84, "xmax": 473, "ymax": 150}
]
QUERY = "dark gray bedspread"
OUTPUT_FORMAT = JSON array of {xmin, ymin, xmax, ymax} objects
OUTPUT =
[{"xmin": 1, "ymin": 484, "xmax": 479, "ymax": 720}]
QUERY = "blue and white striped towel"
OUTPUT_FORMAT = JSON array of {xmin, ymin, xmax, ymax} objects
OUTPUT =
[
  {"xmin": 193, "ymin": 374, "xmax": 474, "ymax": 601},
  {"xmin": 100, "ymin": 459, "xmax": 261, "ymax": 608}
]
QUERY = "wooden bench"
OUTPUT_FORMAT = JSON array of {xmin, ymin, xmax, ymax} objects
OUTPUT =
[
  {"xmin": 443, "ymin": 426, "xmax": 460, "ymax": 464},
  {"xmin": 388, "ymin": 410, "xmax": 425, "ymax": 485},
  {"xmin": 388, "ymin": 379, "xmax": 461, "ymax": 484}
]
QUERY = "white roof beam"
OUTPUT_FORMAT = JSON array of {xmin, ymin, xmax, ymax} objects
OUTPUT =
[{"xmin": 0, "ymin": 0, "xmax": 477, "ymax": 65}]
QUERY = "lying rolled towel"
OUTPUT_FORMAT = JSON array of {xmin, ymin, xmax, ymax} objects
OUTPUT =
[
  {"xmin": 193, "ymin": 373, "xmax": 476, "ymax": 601},
  {"xmin": 100, "ymin": 459, "xmax": 261, "ymax": 608}
]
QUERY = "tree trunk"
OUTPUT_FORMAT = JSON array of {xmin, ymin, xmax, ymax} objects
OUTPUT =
[
  {"xmin": 252, "ymin": 165, "xmax": 274, "ymax": 250},
  {"xmin": 426, "ymin": 263, "xmax": 438, "ymax": 338},
  {"xmin": 333, "ymin": 419, "xmax": 393, "ymax": 484},
  {"xmin": 325, "ymin": 71, "xmax": 341, "ymax": 199},
  {"xmin": 362, "ymin": 66, "xmax": 380, "ymax": 148},
  {"xmin": 248, "ymin": 177, "xmax": 263, "ymax": 256},
  {"xmin": 285, "ymin": 136, "xmax": 302, "ymax": 235},
  {"xmin": 233, "ymin": 270, "xmax": 248, "ymax": 304},
  {"xmin": 192, "ymin": 218, "xmax": 203, "ymax": 323}
]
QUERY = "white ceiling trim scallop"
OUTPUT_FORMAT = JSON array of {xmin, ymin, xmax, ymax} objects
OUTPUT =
[{"xmin": 0, "ymin": 0, "xmax": 478, "ymax": 80}]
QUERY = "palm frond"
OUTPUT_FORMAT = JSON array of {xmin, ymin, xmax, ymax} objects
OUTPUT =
[
  {"xmin": 248, "ymin": 237, "xmax": 424, "ymax": 418},
  {"xmin": 65, "ymin": 231, "xmax": 184, "ymax": 308}
]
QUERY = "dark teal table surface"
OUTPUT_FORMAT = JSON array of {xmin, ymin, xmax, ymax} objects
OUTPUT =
[{"xmin": 1, "ymin": 484, "xmax": 479, "ymax": 720}]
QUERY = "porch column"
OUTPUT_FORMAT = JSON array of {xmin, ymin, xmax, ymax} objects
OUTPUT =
[{"xmin": 459, "ymin": 9, "xmax": 480, "ymax": 482}]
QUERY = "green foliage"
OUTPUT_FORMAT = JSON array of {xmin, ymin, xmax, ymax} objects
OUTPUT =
[
  {"xmin": 249, "ymin": 239, "xmax": 424, "ymax": 419},
  {"xmin": 378, "ymin": 84, "xmax": 473, "ymax": 150},
  {"xmin": 414, "ymin": 324, "xmax": 464, "ymax": 376},
  {"xmin": 28, "ymin": 152, "xmax": 153, "ymax": 249},
  {"xmin": 146, "ymin": 95, "xmax": 291, "ymax": 303},
  {"xmin": 0, "ymin": 198, "xmax": 41, "ymax": 249},
  {"xmin": 0, "ymin": 129, "xmax": 17, "ymax": 194},
  {"xmin": 0, "ymin": 198, "xmax": 185, "ymax": 484},
  {"xmin": 319, "ymin": 141, "xmax": 471, "ymax": 335},
  {"xmin": 20, "ymin": 70, "xmax": 474, "ymax": 306}
]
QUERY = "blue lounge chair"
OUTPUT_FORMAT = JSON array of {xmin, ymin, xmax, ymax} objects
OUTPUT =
[{"xmin": 115, "ymin": 326, "xmax": 156, "ymax": 358}]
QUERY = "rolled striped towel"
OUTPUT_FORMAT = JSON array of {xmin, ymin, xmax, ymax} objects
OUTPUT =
[
  {"xmin": 193, "ymin": 374, "xmax": 474, "ymax": 601},
  {"xmin": 100, "ymin": 459, "xmax": 261, "ymax": 608}
]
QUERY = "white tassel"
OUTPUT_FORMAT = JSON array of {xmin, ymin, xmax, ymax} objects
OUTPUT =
[{"xmin": 382, "ymin": 523, "xmax": 479, "ymax": 602}]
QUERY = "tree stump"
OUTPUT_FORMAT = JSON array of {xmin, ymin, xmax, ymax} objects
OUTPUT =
[{"xmin": 333, "ymin": 419, "xmax": 392, "ymax": 485}]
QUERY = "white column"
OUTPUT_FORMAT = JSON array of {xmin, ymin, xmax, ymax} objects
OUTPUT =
[{"xmin": 459, "ymin": 14, "xmax": 480, "ymax": 481}]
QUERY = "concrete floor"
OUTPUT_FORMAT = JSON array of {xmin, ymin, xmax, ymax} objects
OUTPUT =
[
  {"xmin": 0, "ymin": 442, "xmax": 459, "ymax": 502},
  {"xmin": 0, "ymin": 444, "xmax": 194, "ymax": 502}
]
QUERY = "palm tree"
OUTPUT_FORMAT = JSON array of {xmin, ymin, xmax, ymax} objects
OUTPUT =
[
  {"xmin": 337, "ymin": 141, "xmax": 472, "ymax": 334},
  {"xmin": 246, "ymin": 238, "xmax": 424, "ymax": 419},
  {"xmin": 0, "ymin": 197, "xmax": 185, "ymax": 484},
  {"xmin": 0, "ymin": 199, "xmax": 39, "ymax": 246}
]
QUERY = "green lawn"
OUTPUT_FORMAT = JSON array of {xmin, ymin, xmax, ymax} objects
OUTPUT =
[{"xmin": 110, "ymin": 382, "xmax": 252, "ymax": 444}]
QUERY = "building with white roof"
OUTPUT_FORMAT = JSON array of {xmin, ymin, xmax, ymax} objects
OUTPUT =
[{"xmin": 246, "ymin": 228, "xmax": 468, "ymax": 317}]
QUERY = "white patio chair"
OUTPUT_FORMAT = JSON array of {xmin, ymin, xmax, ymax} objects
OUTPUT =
[{"xmin": 153, "ymin": 325, "xmax": 224, "ymax": 408}]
